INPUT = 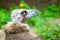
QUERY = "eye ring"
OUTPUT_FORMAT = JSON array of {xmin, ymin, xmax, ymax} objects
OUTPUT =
[{"xmin": 20, "ymin": 11, "xmax": 28, "ymax": 16}]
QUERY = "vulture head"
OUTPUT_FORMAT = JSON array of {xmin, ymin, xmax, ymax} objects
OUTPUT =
[{"xmin": 11, "ymin": 9, "xmax": 38, "ymax": 23}]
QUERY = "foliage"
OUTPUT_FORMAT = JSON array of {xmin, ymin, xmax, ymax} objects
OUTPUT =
[
  {"xmin": 10, "ymin": 6, "xmax": 20, "ymax": 11},
  {"xmin": 20, "ymin": 1, "xmax": 31, "ymax": 9},
  {"xmin": 0, "ymin": 9, "xmax": 11, "ymax": 29},
  {"xmin": 42, "ymin": 4, "xmax": 60, "ymax": 18}
]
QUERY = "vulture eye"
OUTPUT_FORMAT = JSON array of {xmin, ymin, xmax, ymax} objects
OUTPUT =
[{"xmin": 21, "ymin": 11, "xmax": 28, "ymax": 16}]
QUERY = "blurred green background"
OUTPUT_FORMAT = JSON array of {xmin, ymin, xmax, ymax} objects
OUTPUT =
[{"xmin": 0, "ymin": 0, "xmax": 60, "ymax": 40}]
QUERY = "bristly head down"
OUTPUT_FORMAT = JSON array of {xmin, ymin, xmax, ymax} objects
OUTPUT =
[{"xmin": 11, "ymin": 9, "xmax": 38, "ymax": 23}]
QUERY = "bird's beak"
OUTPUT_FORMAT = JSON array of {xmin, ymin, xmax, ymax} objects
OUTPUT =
[{"xmin": 25, "ymin": 9, "xmax": 38, "ymax": 19}]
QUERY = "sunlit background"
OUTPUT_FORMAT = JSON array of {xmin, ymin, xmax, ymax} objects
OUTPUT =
[{"xmin": 0, "ymin": 0, "xmax": 60, "ymax": 40}]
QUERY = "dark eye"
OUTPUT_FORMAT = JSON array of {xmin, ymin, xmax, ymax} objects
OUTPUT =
[{"xmin": 21, "ymin": 11, "xmax": 28, "ymax": 16}]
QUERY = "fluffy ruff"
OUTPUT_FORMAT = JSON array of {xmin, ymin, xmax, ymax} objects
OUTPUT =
[{"xmin": 2, "ymin": 22, "xmax": 30, "ymax": 34}]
